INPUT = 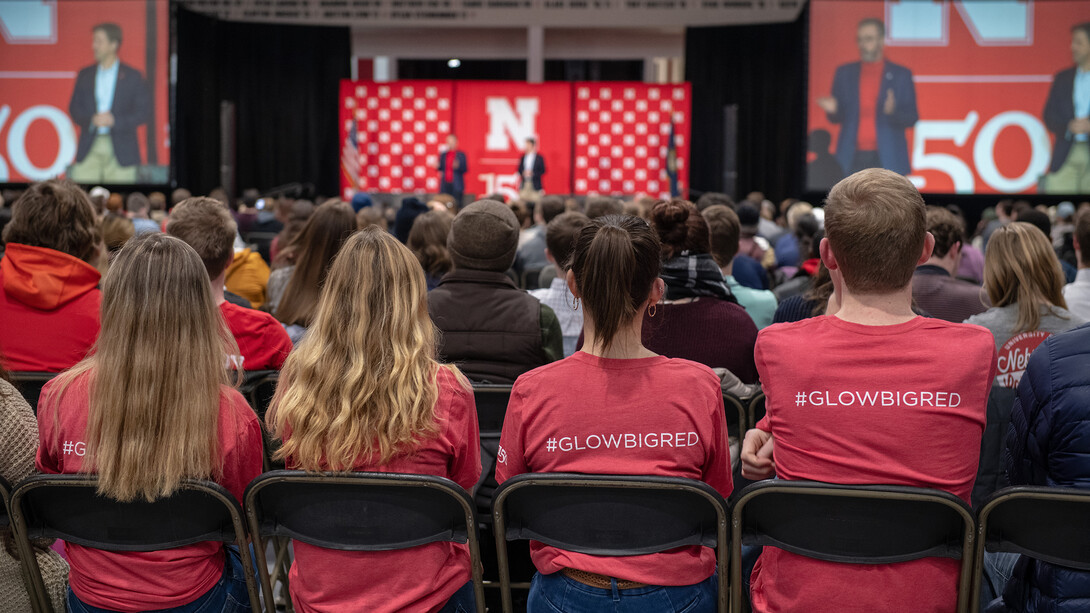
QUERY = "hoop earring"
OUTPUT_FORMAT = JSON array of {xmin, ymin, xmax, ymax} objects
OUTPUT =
[
  {"xmin": 571, "ymin": 296, "xmax": 580, "ymax": 311},
  {"xmin": 648, "ymin": 303, "xmax": 657, "ymax": 318}
]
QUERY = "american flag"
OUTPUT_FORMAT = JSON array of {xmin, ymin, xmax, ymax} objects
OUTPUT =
[{"xmin": 341, "ymin": 119, "xmax": 359, "ymax": 198}]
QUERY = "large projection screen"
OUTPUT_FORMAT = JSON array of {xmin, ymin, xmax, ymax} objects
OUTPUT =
[
  {"xmin": 0, "ymin": 0, "xmax": 170, "ymax": 185},
  {"xmin": 807, "ymin": 0, "xmax": 1090, "ymax": 196}
]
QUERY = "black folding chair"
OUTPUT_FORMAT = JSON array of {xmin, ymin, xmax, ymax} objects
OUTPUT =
[
  {"xmin": 472, "ymin": 384, "xmax": 511, "ymax": 511},
  {"xmin": 492, "ymin": 473, "xmax": 730, "ymax": 613},
  {"xmin": 723, "ymin": 391, "xmax": 747, "ymax": 436},
  {"xmin": 746, "ymin": 392, "xmax": 765, "ymax": 432},
  {"xmin": 10, "ymin": 474, "xmax": 261, "ymax": 613},
  {"xmin": 236, "ymin": 370, "xmax": 282, "ymax": 470},
  {"xmin": 970, "ymin": 486, "xmax": 1090, "ymax": 612},
  {"xmin": 245, "ymin": 470, "xmax": 486, "ymax": 613},
  {"xmin": 0, "ymin": 475, "xmax": 37, "ymax": 609},
  {"xmin": 731, "ymin": 480, "xmax": 975, "ymax": 613},
  {"xmin": 8, "ymin": 372, "xmax": 58, "ymax": 414}
]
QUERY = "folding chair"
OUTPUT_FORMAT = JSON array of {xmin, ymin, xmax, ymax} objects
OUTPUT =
[
  {"xmin": 10, "ymin": 474, "xmax": 261, "ymax": 613},
  {"xmin": 473, "ymin": 384, "xmax": 512, "ymax": 505},
  {"xmin": 746, "ymin": 392, "xmax": 765, "ymax": 432},
  {"xmin": 245, "ymin": 470, "xmax": 486, "ymax": 613},
  {"xmin": 731, "ymin": 480, "xmax": 975, "ymax": 613},
  {"xmin": 492, "ymin": 473, "xmax": 730, "ymax": 613},
  {"xmin": 970, "ymin": 486, "xmax": 1090, "ymax": 612},
  {"xmin": 8, "ymin": 372, "xmax": 57, "ymax": 414},
  {"xmin": 723, "ymin": 391, "xmax": 747, "ymax": 435},
  {"xmin": 0, "ymin": 475, "xmax": 38, "ymax": 609}
]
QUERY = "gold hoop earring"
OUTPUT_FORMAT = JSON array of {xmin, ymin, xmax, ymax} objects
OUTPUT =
[
  {"xmin": 648, "ymin": 303, "xmax": 657, "ymax": 318},
  {"xmin": 571, "ymin": 297, "xmax": 580, "ymax": 311}
]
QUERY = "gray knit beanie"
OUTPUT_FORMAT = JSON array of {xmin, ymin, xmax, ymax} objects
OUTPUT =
[{"xmin": 448, "ymin": 200, "xmax": 519, "ymax": 272}]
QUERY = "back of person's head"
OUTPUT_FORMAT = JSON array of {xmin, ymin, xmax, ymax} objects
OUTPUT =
[
  {"xmin": 570, "ymin": 215, "xmax": 661, "ymax": 352},
  {"xmin": 170, "ymin": 187, "xmax": 191, "ymax": 208},
  {"xmin": 735, "ymin": 203, "xmax": 761, "ymax": 237},
  {"xmin": 785, "ymin": 201, "xmax": 814, "ymax": 232},
  {"xmin": 1015, "ymin": 208, "xmax": 1051, "ymax": 239},
  {"xmin": 447, "ymin": 199, "xmax": 519, "ymax": 272},
  {"xmin": 394, "ymin": 197, "xmax": 429, "ymax": 243},
  {"xmin": 148, "ymin": 192, "xmax": 166, "ymax": 212},
  {"xmin": 166, "ymin": 197, "xmax": 238, "ymax": 279},
  {"xmin": 545, "ymin": 212, "xmax": 591, "ymax": 272},
  {"xmin": 509, "ymin": 200, "xmax": 531, "ymax": 229},
  {"xmin": 88, "ymin": 186, "xmax": 109, "ymax": 214},
  {"xmin": 984, "ymin": 221, "xmax": 1066, "ymax": 333},
  {"xmin": 702, "ymin": 205, "xmax": 741, "ymax": 268},
  {"xmin": 486, "ymin": 193, "xmax": 508, "ymax": 204},
  {"xmin": 269, "ymin": 228, "xmax": 462, "ymax": 471},
  {"xmin": 793, "ymin": 212, "xmax": 821, "ymax": 264},
  {"xmin": 106, "ymin": 193, "xmax": 123, "ymax": 214},
  {"xmin": 408, "ymin": 210, "xmax": 454, "ymax": 278},
  {"xmin": 824, "ymin": 169, "xmax": 926, "ymax": 294},
  {"xmin": 356, "ymin": 207, "xmax": 387, "ymax": 231},
  {"xmin": 650, "ymin": 198, "xmax": 711, "ymax": 260},
  {"xmin": 125, "ymin": 192, "xmax": 150, "ymax": 215},
  {"xmin": 1076, "ymin": 209, "xmax": 1090, "ymax": 266},
  {"xmin": 585, "ymin": 196, "xmax": 624, "ymax": 219},
  {"xmin": 51, "ymin": 233, "xmax": 235, "ymax": 502},
  {"xmin": 695, "ymin": 192, "xmax": 735, "ymax": 212},
  {"xmin": 537, "ymin": 196, "xmax": 566, "ymax": 225},
  {"xmin": 926, "ymin": 206, "xmax": 963, "ymax": 259},
  {"xmin": 3, "ymin": 179, "xmax": 100, "ymax": 263},
  {"xmin": 100, "ymin": 213, "xmax": 134, "ymax": 255},
  {"xmin": 276, "ymin": 202, "xmax": 358, "ymax": 327}
]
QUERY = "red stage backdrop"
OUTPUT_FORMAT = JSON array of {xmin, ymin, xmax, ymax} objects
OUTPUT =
[
  {"xmin": 809, "ymin": 0, "xmax": 1084, "ymax": 195},
  {"xmin": 573, "ymin": 83, "xmax": 690, "ymax": 198},
  {"xmin": 339, "ymin": 80, "xmax": 691, "ymax": 201},
  {"xmin": 0, "ymin": 0, "xmax": 170, "ymax": 183}
]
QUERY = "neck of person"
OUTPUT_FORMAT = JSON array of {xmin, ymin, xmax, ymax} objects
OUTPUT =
[
  {"xmin": 581, "ymin": 315, "xmax": 657, "ymax": 360},
  {"xmin": 210, "ymin": 272, "xmax": 227, "ymax": 305},
  {"xmin": 1079, "ymin": 250, "xmax": 1090, "ymax": 271},
  {"xmin": 923, "ymin": 252, "xmax": 957, "ymax": 277},
  {"xmin": 832, "ymin": 278, "xmax": 917, "ymax": 326},
  {"xmin": 99, "ymin": 56, "xmax": 117, "ymax": 70},
  {"xmin": 720, "ymin": 257, "xmax": 734, "ymax": 278}
]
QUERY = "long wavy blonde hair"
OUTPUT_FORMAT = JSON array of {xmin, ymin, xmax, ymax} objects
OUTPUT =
[
  {"xmin": 984, "ymin": 221, "xmax": 1068, "ymax": 334},
  {"xmin": 268, "ymin": 227, "xmax": 465, "ymax": 471},
  {"xmin": 48, "ymin": 234, "xmax": 239, "ymax": 501}
]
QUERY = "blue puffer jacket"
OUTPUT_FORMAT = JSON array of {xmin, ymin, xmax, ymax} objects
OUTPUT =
[{"xmin": 992, "ymin": 323, "xmax": 1090, "ymax": 613}]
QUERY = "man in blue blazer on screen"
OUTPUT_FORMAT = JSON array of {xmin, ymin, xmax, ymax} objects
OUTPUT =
[
  {"xmin": 817, "ymin": 18, "xmax": 918, "ymax": 177},
  {"xmin": 68, "ymin": 23, "xmax": 151, "ymax": 184}
]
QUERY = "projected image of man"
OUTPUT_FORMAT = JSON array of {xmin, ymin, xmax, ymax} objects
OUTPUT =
[
  {"xmin": 817, "ymin": 18, "xmax": 918, "ymax": 176},
  {"xmin": 1042, "ymin": 23, "xmax": 1090, "ymax": 194},
  {"xmin": 68, "ymin": 23, "xmax": 150, "ymax": 184}
]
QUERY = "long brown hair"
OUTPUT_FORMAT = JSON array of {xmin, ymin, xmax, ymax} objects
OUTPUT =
[
  {"xmin": 274, "ymin": 202, "xmax": 357, "ymax": 327},
  {"xmin": 407, "ymin": 210, "xmax": 453, "ymax": 278},
  {"xmin": 984, "ymin": 222, "xmax": 1068, "ymax": 334},
  {"xmin": 47, "ymin": 234, "xmax": 238, "ymax": 502},
  {"xmin": 569, "ymin": 215, "xmax": 661, "ymax": 352},
  {"xmin": 268, "ymin": 228, "xmax": 466, "ymax": 470}
]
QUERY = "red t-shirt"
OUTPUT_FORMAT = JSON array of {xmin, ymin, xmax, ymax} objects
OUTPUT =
[
  {"xmin": 36, "ymin": 372, "xmax": 263, "ymax": 612},
  {"xmin": 496, "ymin": 352, "xmax": 733, "ymax": 585},
  {"xmin": 285, "ymin": 366, "xmax": 481, "ymax": 613},
  {"xmin": 750, "ymin": 316, "xmax": 997, "ymax": 613},
  {"xmin": 857, "ymin": 61, "xmax": 883, "ymax": 151},
  {"xmin": 219, "ymin": 301, "xmax": 293, "ymax": 371}
]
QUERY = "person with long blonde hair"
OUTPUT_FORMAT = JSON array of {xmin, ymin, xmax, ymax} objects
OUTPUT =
[
  {"xmin": 37, "ymin": 233, "xmax": 263, "ymax": 613},
  {"xmin": 966, "ymin": 222, "xmax": 1085, "ymax": 389},
  {"xmin": 267, "ymin": 227, "xmax": 480, "ymax": 613}
]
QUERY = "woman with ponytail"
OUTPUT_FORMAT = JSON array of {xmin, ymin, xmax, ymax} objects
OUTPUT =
[{"xmin": 496, "ymin": 214, "xmax": 732, "ymax": 612}]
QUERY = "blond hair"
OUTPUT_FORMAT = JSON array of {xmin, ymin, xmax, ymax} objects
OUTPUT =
[
  {"xmin": 984, "ymin": 222, "xmax": 1068, "ymax": 334},
  {"xmin": 48, "ymin": 234, "xmax": 239, "ymax": 501},
  {"xmin": 268, "ymin": 228, "xmax": 466, "ymax": 471},
  {"xmin": 824, "ymin": 168, "xmax": 926, "ymax": 294}
]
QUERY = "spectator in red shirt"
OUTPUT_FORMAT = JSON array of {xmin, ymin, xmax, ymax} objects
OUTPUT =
[
  {"xmin": 267, "ymin": 228, "xmax": 480, "ymax": 613},
  {"xmin": 497, "ymin": 214, "xmax": 733, "ymax": 612},
  {"xmin": 0, "ymin": 180, "xmax": 102, "ymax": 372},
  {"xmin": 37, "ymin": 233, "xmax": 263, "ymax": 612},
  {"xmin": 741, "ymin": 169, "xmax": 997, "ymax": 612},
  {"xmin": 167, "ymin": 197, "xmax": 293, "ymax": 371}
]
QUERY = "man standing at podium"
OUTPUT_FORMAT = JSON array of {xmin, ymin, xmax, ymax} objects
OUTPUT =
[{"xmin": 438, "ymin": 134, "xmax": 468, "ymax": 205}]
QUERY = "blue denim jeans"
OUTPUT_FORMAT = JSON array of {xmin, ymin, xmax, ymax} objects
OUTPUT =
[
  {"xmin": 979, "ymin": 551, "xmax": 1020, "ymax": 612},
  {"xmin": 68, "ymin": 546, "xmax": 252, "ymax": 613},
  {"xmin": 437, "ymin": 580, "xmax": 477, "ymax": 613},
  {"xmin": 528, "ymin": 570, "xmax": 717, "ymax": 613}
]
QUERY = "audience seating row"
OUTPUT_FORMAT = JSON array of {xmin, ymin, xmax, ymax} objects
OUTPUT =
[{"xmin": 1, "ymin": 469, "xmax": 1088, "ymax": 613}]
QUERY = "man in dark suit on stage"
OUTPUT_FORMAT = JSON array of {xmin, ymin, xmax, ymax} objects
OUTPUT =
[
  {"xmin": 68, "ymin": 23, "xmax": 151, "ymax": 184},
  {"xmin": 437, "ymin": 134, "xmax": 468, "ymax": 205},
  {"xmin": 817, "ymin": 18, "xmax": 918, "ymax": 177},
  {"xmin": 1042, "ymin": 23, "xmax": 1090, "ymax": 194},
  {"xmin": 517, "ymin": 137, "xmax": 545, "ymax": 203}
]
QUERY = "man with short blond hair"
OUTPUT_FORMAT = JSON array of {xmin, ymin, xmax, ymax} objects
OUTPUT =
[
  {"xmin": 167, "ymin": 197, "xmax": 292, "ymax": 370},
  {"xmin": 741, "ymin": 169, "xmax": 997, "ymax": 612}
]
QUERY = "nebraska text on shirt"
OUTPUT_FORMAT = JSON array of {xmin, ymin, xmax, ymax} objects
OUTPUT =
[
  {"xmin": 794, "ymin": 390, "xmax": 963, "ymax": 408},
  {"xmin": 540, "ymin": 432, "xmax": 700, "ymax": 453}
]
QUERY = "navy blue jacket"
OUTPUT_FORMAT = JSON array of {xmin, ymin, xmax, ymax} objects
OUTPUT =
[
  {"xmin": 518, "ymin": 153, "xmax": 545, "ymax": 191},
  {"xmin": 69, "ymin": 62, "xmax": 150, "ymax": 167},
  {"xmin": 993, "ymin": 323, "xmax": 1090, "ymax": 612},
  {"xmin": 826, "ymin": 60, "xmax": 918, "ymax": 175},
  {"xmin": 1044, "ymin": 67, "xmax": 1082, "ymax": 173},
  {"xmin": 437, "ymin": 150, "xmax": 468, "ymax": 193}
]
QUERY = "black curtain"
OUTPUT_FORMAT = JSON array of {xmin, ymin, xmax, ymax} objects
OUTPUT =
[
  {"xmin": 175, "ymin": 7, "xmax": 350, "ymax": 197},
  {"xmin": 686, "ymin": 10, "xmax": 808, "ymax": 203}
]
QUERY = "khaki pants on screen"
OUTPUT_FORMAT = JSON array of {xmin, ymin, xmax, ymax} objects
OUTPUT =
[
  {"xmin": 69, "ymin": 134, "xmax": 137, "ymax": 183},
  {"xmin": 1044, "ymin": 142, "xmax": 1090, "ymax": 194}
]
